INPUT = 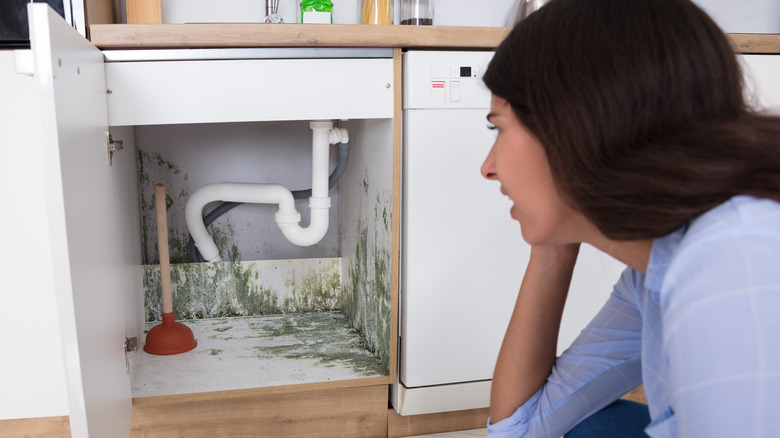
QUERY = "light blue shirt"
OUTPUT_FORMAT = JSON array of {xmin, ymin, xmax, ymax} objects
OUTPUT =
[{"xmin": 488, "ymin": 195, "xmax": 780, "ymax": 437}]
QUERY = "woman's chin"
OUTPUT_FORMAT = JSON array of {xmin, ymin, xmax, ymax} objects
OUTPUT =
[{"xmin": 509, "ymin": 204, "xmax": 521, "ymax": 221}]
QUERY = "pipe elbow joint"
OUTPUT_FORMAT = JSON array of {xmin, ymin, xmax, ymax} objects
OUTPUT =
[
  {"xmin": 274, "ymin": 210, "xmax": 302, "ymax": 227},
  {"xmin": 276, "ymin": 197, "xmax": 331, "ymax": 246},
  {"xmin": 329, "ymin": 127, "xmax": 349, "ymax": 144},
  {"xmin": 185, "ymin": 184, "xmax": 223, "ymax": 263}
]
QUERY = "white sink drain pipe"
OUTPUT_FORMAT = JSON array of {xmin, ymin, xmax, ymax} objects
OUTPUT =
[{"xmin": 185, "ymin": 120, "xmax": 349, "ymax": 263}]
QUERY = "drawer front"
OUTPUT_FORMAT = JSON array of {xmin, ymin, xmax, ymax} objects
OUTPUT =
[{"xmin": 105, "ymin": 58, "xmax": 394, "ymax": 126}]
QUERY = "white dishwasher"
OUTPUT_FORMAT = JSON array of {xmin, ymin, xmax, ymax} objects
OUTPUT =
[{"xmin": 394, "ymin": 50, "xmax": 626, "ymax": 416}]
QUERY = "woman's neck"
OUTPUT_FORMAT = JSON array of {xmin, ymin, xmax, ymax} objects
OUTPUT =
[{"xmin": 587, "ymin": 236, "xmax": 654, "ymax": 274}]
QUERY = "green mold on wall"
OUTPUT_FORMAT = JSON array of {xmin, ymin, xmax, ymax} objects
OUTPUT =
[
  {"xmin": 137, "ymin": 149, "xmax": 192, "ymax": 264},
  {"xmin": 143, "ymin": 258, "xmax": 343, "ymax": 322},
  {"xmin": 341, "ymin": 184, "xmax": 393, "ymax": 372},
  {"xmin": 282, "ymin": 261, "xmax": 341, "ymax": 313}
]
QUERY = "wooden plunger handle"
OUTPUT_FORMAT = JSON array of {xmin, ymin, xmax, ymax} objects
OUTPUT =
[{"xmin": 154, "ymin": 184, "xmax": 173, "ymax": 315}]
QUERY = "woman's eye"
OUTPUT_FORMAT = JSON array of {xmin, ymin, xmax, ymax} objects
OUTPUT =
[{"xmin": 487, "ymin": 123, "xmax": 497, "ymax": 131}]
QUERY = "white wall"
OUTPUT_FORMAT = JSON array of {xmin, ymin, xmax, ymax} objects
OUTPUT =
[
  {"xmin": 149, "ymin": 0, "xmax": 779, "ymax": 31},
  {"xmin": 434, "ymin": 0, "xmax": 780, "ymax": 31},
  {"xmin": 158, "ymin": 0, "xmax": 360, "ymax": 24},
  {"xmin": 693, "ymin": 0, "xmax": 780, "ymax": 34},
  {"xmin": 0, "ymin": 51, "xmax": 70, "ymax": 420},
  {"xmin": 398, "ymin": 0, "xmax": 518, "ymax": 27},
  {"xmin": 153, "ymin": 0, "xmax": 519, "ymax": 26}
]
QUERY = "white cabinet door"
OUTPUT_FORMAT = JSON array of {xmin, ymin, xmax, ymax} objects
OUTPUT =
[{"xmin": 29, "ymin": 4, "xmax": 133, "ymax": 437}]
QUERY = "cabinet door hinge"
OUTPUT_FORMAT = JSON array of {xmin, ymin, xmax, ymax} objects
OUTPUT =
[
  {"xmin": 124, "ymin": 336, "xmax": 138, "ymax": 375},
  {"xmin": 107, "ymin": 131, "xmax": 124, "ymax": 166}
]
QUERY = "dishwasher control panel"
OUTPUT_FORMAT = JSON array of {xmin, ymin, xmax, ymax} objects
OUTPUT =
[{"xmin": 403, "ymin": 50, "xmax": 494, "ymax": 110}]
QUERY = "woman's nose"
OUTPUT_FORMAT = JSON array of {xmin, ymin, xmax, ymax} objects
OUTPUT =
[{"xmin": 481, "ymin": 144, "xmax": 498, "ymax": 180}]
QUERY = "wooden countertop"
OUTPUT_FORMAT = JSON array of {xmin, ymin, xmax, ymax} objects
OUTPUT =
[
  {"xmin": 730, "ymin": 34, "xmax": 780, "ymax": 54},
  {"xmin": 90, "ymin": 24, "xmax": 509, "ymax": 50},
  {"xmin": 89, "ymin": 23, "xmax": 780, "ymax": 53}
]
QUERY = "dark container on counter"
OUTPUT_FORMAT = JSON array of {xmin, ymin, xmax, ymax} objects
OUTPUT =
[{"xmin": 400, "ymin": 0, "xmax": 434, "ymax": 25}]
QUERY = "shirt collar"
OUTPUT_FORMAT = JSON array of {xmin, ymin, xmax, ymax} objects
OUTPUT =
[{"xmin": 644, "ymin": 224, "xmax": 688, "ymax": 295}]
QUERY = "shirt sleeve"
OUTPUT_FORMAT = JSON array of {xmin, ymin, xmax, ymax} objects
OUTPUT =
[
  {"xmin": 661, "ymin": 229, "xmax": 780, "ymax": 436},
  {"xmin": 488, "ymin": 267, "xmax": 645, "ymax": 438}
]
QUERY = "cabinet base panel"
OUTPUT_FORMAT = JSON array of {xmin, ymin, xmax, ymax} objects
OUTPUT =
[
  {"xmin": 131, "ymin": 384, "xmax": 388, "ymax": 437},
  {"xmin": 0, "ymin": 416, "xmax": 70, "ymax": 438},
  {"xmin": 387, "ymin": 408, "xmax": 489, "ymax": 438}
]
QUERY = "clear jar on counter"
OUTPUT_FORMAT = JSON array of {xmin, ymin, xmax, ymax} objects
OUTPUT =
[
  {"xmin": 361, "ymin": 0, "xmax": 392, "ymax": 24},
  {"xmin": 400, "ymin": 0, "xmax": 434, "ymax": 25}
]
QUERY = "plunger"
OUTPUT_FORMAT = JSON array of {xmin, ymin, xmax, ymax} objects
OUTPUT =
[{"xmin": 144, "ymin": 184, "xmax": 198, "ymax": 355}]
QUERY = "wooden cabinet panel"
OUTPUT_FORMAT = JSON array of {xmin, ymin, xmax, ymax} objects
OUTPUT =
[{"xmin": 130, "ymin": 385, "xmax": 388, "ymax": 437}]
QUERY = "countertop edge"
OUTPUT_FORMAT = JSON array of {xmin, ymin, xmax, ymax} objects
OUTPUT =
[
  {"xmin": 89, "ymin": 24, "xmax": 780, "ymax": 54},
  {"xmin": 89, "ymin": 24, "xmax": 511, "ymax": 50}
]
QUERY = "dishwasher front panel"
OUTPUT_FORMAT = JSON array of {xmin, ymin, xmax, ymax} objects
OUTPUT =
[
  {"xmin": 401, "ymin": 106, "xmax": 528, "ymax": 388},
  {"xmin": 400, "ymin": 51, "xmax": 626, "ymax": 394}
]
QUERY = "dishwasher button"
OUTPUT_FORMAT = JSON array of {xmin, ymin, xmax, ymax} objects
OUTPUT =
[
  {"xmin": 450, "ymin": 81, "xmax": 461, "ymax": 102},
  {"xmin": 431, "ymin": 81, "xmax": 446, "ymax": 102}
]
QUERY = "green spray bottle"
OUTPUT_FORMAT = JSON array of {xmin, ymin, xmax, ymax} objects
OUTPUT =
[{"xmin": 300, "ymin": 0, "xmax": 334, "ymax": 23}]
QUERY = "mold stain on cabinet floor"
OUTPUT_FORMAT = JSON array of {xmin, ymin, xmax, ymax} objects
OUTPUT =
[
  {"xmin": 136, "ymin": 257, "xmax": 389, "ymax": 398},
  {"xmin": 133, "ymin": 311, "xmax": 387, "ymax": 398}
]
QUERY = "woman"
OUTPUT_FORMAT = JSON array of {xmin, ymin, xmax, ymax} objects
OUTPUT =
[{"xmin": 481, "ymin": 0, "xmax": 780, "ymax": 436}]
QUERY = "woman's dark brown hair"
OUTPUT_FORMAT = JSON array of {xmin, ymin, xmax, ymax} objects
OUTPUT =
[{"xmin": 484, "ymin": 0, "xmax": 780, "ymax": 240}]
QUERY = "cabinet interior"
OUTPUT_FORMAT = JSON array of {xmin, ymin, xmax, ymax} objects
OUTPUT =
[{"xmin": 121, "ymin": 118, "xmax": 393, "ymax": 397}]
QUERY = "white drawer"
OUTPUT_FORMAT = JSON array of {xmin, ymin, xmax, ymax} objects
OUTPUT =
[{"xmin": 105, "ymin": 57, "xmax": 394, "ymax": 126}]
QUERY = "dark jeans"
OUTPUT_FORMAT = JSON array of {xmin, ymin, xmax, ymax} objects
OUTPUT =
[{"xmin": 564, "ymin": 400, "xmax": 651, "ymax": 438}]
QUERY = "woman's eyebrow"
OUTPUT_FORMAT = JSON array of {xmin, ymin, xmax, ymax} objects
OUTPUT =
[{"xmin": 486, "ymin": 112, "xmax": 496, "ymax": 122}]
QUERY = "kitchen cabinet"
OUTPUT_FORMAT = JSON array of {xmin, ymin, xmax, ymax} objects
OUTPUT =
[
  {"xmin": 1, "ymin": 4, "xmax": 398, "ymax": 437},
  {"xmin": 2, "ymin": 3, "xmax": 779, "ymax": 436}
]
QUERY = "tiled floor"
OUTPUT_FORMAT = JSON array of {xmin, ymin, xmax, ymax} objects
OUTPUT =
[{"xmin": 404, "ymin": 429, "xmax": 488, "ymax": 437}]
